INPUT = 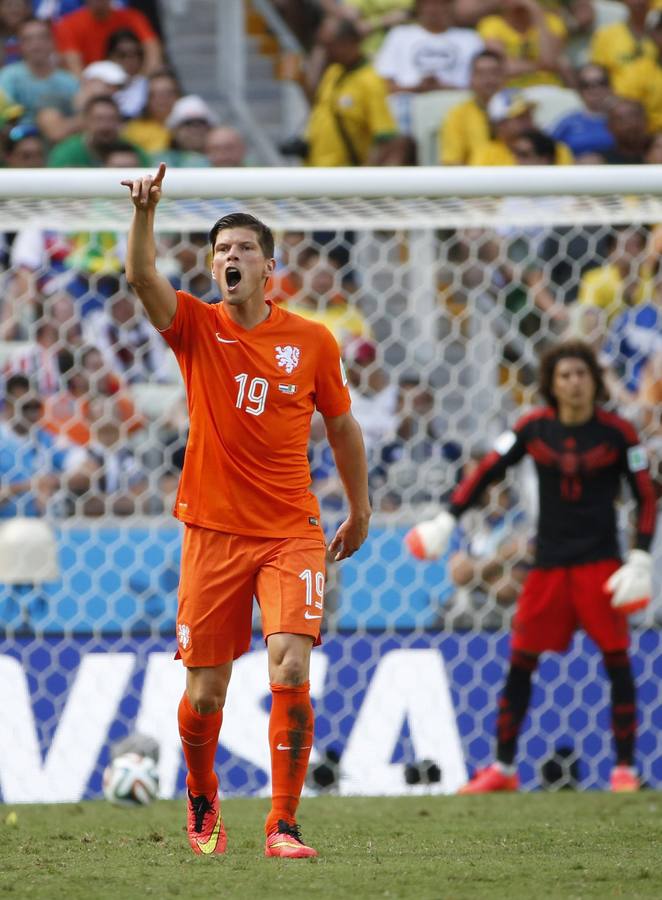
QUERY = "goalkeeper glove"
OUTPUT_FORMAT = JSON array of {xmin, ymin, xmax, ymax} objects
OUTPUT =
[
  {"xmin": 404, "ymin": 509, "xmax": 456, "ymax": 561},
  {"xmin": 604, "ymin": 550, "xmax": 652, "ymax": 615}
]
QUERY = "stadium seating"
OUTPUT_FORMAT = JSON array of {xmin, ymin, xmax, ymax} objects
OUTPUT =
[
  {"xmin": 411, "ymin": 90, "xmax": 472, "ymax": 166},
  {"xmin": 525, "ymin": 85, "xmax": 584, "ymax": 132},
  {"xmin": 411, "ymin": 87, "xmax": 583, "ymax": 167}
]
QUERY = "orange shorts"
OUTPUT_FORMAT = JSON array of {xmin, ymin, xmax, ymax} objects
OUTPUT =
[{"xmin": 175, "ymin": 524, "xmax": 327, "ymax": 667}]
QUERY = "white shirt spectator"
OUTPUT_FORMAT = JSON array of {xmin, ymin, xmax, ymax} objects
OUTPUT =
[
  {"xmin": 83, "ymin": 307, "xmax": 171, "ymax": 384},
  {"xmin": 375, "ymin": 24, "xmax": 484, "ymax": 90},
  {"xmin": 115, "ymin": 75, "xmax": 148, "ymax": 119},
  {"xmin": 11, "ymin": 228, "xmax": 68, "ymax": 272},
  {"xmin": 4, "ymin": 342, "xmax": 62, "ymax": 395},
  {"xmin": 348, "ymin": 383, "xmax": 398, "ymax": 455}
]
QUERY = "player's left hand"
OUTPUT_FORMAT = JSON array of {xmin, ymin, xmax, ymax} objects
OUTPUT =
[
  {"xmin": 328, "ymin": 508, "xmax": 371, "ymax": 562},
  {"xmin": 605, "ymin": 550, "xmax": 652, "ymax": 615}
]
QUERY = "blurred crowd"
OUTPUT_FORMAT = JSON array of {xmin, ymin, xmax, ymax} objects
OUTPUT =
[
  {"xmin": 0, "ymin": 1, "xmax": 249, "ymax": 173},
  {"xmin": 273, "ymin": 0, "xmax": 662, "ymax": 575},
  {"xmin": 0, "ymin": 0, "xmax": 252, "ymax": 523},
  {"xmin": 276, "ymin": 0, "xmax": 662, "ymax": 167},
  {"xmin": 0, "ymin": 0, "xmax": 659, "ymax": 575}
]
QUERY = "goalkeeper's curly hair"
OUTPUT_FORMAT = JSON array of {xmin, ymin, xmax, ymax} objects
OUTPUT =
[{"xmin": 538, "ymin": 339, "xmax": 609, "ymax": 408}]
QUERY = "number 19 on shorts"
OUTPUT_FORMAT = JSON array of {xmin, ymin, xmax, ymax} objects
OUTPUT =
[{"xmin": 299, "ymin": 568, "xmax": 324, "ymax": 619}]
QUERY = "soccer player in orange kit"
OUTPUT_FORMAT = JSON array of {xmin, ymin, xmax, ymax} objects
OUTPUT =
[{"xmin": 122, "ymin": 164, "xmax": 371, "ymax": 858}]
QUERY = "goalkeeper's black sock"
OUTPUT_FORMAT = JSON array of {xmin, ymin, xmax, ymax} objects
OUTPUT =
[
  {"xmin": 495, "ymin": 650, "xmax": 539, "ymax": 766},
  {"xmin": 604, "ymin": 650, "xmax": 636, "ymax": 766}
]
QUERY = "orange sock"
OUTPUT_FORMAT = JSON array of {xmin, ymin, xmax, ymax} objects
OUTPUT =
[
  {"xmin": 266, "ymin": 681, "xmax": 314, "ymax": 835},
  {"xmin": 178, "ymin": 692, "xmax": 222, "ymax": 796}
]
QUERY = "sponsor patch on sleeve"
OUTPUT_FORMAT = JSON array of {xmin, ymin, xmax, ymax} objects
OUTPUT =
[
  {"xmin": 627, "ymin": 444, "xmax": 648, "ymax": 472},
  {"xmin": 493, "ymin": 430, "xmax": 517, "ymax": 456}
]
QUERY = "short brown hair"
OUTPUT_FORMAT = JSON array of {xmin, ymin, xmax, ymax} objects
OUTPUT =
[
  {"xmin": 208, "ymin": 212, "xmax": 274, "ymax": 258},
  {"xmin": 538, "ymin": 339, "xmax": 608, "ymax": 407}
]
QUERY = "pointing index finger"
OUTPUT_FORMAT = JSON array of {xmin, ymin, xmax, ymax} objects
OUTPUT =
[{"xmin": 152, "ymin": 162, "xmax": 166, "ymax": 186}]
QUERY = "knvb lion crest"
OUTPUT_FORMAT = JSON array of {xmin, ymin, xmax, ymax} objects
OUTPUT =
[
  {"xmin": 177, "ymin": 623, "xmax": 191, "ymax": 650},
  {"xmin": 275, "ymin": 345, "xmax": 300, "ymax": 374}
]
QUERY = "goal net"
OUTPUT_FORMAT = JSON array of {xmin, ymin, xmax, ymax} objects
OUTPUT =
[{"xmin": 0, "ymin": 168, "xmax": 660, "ymax": 802}]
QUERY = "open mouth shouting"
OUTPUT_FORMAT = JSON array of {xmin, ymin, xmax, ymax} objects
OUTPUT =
[{"xmin": 225, "ymin": 266, "xmax": 242, "ymax": 291}]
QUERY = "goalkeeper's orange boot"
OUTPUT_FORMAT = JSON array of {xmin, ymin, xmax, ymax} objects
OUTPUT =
[
  {"xmin": 265, "ymin": 820, "xmax": 318, "ymax": 858},
  {"xmin": 458, "ymin": 764, "xmax": 519, "ymax": 794},
  {"xmin": 610, "ymin": 765, "xmax": 640, "ymax": 792},
  {"xmin": 187, "ymin": 790, "xmax": 227, "ymax": 855}
]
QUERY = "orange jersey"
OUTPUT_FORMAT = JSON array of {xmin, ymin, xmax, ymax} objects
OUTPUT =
[{"xmin": 160, "ymin": 293, "xmax": 351, "ymax": 539}]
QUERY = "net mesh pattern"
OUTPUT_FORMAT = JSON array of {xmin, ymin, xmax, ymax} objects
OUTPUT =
[
  {"xmin": 1, "ymin": 193, "xmax": 662, "ymax": 230},
  {"xmin": 0, "ymin": 190, "xmax": 660, "ymax": 801}
]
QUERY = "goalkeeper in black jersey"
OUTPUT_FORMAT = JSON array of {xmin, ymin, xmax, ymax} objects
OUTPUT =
[{"xmin": 406, "ymin": 340, "xmax": 657, "ymax": 792}]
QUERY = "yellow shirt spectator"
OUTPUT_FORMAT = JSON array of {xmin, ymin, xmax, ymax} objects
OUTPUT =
[
  {"xmin": 440, "ymin": 98, "xmax": 490, "ymax": 165},
  {"xmin": 577, "ymin": 263, "xmax": 652, "ymax": 318},
  {"xmin": 478, "ymin": 13, "xmax": 567, "ymax": 86},
  {"xmin": 469, "ymin": 139, "xmax": 574, "ymax": 165},
  {"xmin": 306, "ymin": 62, "xmax": 398, "ymax": 166},
  {"xmin": 589, "ymin": 23, "xmax": 657, "ymax": 79},
  {"xmin": 122, "ymin": 118, "xmax": 171, "ymax": 154},
  {"xmin": 344, "ymin": 0, "xmax": 413, "ymax": 55},
  {"xmin": 283, "ymin": 300, "xmax": 371, "ymax": 346},
  {"xmin": 613, "ymin": 56, "xmax": 662, "ymax": 132}
]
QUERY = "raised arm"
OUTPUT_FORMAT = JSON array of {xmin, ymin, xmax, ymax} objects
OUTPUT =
[
  {"xmin": 142, "ymin": 37, "xmax": 163, "ymax": 74},
  {"xmin": 323, "ymin": 410, "xmax": 372, "ymax": 561},
  {"xmin": 449, "ymin": 436, "xmax": 527, "ymax": 518},
  {"xmin": 406, "ymin": 426, "xmax": 529, "ymax": 560},
  {"xmin": 121, "ymin": 162, "xmax": 177, "ymax": 331}
]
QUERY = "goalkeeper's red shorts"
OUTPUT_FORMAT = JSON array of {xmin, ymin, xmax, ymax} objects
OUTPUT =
[
  {"xmin": 511, "ymin": 559, "xmax": 628, "ymax": 654},
  {"xmin": 175, "ymin": 524, "xmax": 326, "ymax": 668}
]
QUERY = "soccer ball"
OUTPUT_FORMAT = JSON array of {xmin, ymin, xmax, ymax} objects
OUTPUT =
[{"xmin": 102, "ymin": 752, "xmax": 159, "ymax": 806}]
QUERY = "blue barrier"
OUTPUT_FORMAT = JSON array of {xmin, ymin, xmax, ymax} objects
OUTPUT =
[
  {"xmin": 2, "ymin": 525, "xmax": 660, "ymax": 802},
  {"xmin": 1, "ymin": 630, "xmax": 661, "ymax": 801},
  {"xmin": 0, "ymin": 526, "xmax": 182, "ymax": 633},
  {"xmin": 0, "ymin": 525, "xmax": 451, "ymax": 631}
]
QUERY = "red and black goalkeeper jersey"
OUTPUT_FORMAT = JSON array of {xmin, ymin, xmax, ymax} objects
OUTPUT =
[{"xmin": 449, "ymin": 406, "xmax": 657, "ymax": 568}]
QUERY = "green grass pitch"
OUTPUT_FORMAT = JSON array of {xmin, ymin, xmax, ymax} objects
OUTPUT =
[{"xmin": 2, "ymin": 793, "xmax": 661, "ymax": 899}]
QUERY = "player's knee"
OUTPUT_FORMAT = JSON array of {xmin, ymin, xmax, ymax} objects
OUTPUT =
[
  {"xmin": 189, "ymin": 694, "xmax": 224, "ymax": 715},
  {"xmin": 270, "ymin": 656, "xmax": 308, "ymax": 686},
  {"xmin": 187, "ymin": 673, "xmax": 231, "ymax": 713}
]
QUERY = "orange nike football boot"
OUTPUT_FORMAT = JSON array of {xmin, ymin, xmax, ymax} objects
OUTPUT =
[
  {"xmin": 187, "ymin": 790, "xmax": 227, "ymax": 855},
  {"xmin": 610, "ymin": 765, "xmax": 640, "ymax": 792},
  {"xmin": 265, "ymin": 820, "xmax": 318, "ymax": 858},
  {"xmin": 458, "ymin": 764, "xmax": 519, "ymax": 794}
]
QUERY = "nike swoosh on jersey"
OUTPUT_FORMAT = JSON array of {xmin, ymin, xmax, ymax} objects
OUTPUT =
[
  {"xmin": 304, "ymin": 611, "xmax": 322, "ymax": 619},
  {"xmin": 215, "ymin": 332, "xmax": 238, "ymax": 344},
  {"xmin": 277, "ymin": 743, "xmax": 312, "ymax": 751},
  {"xmin": 196, "ymin": 814, "xmax": 222, "ymax": 854}
]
